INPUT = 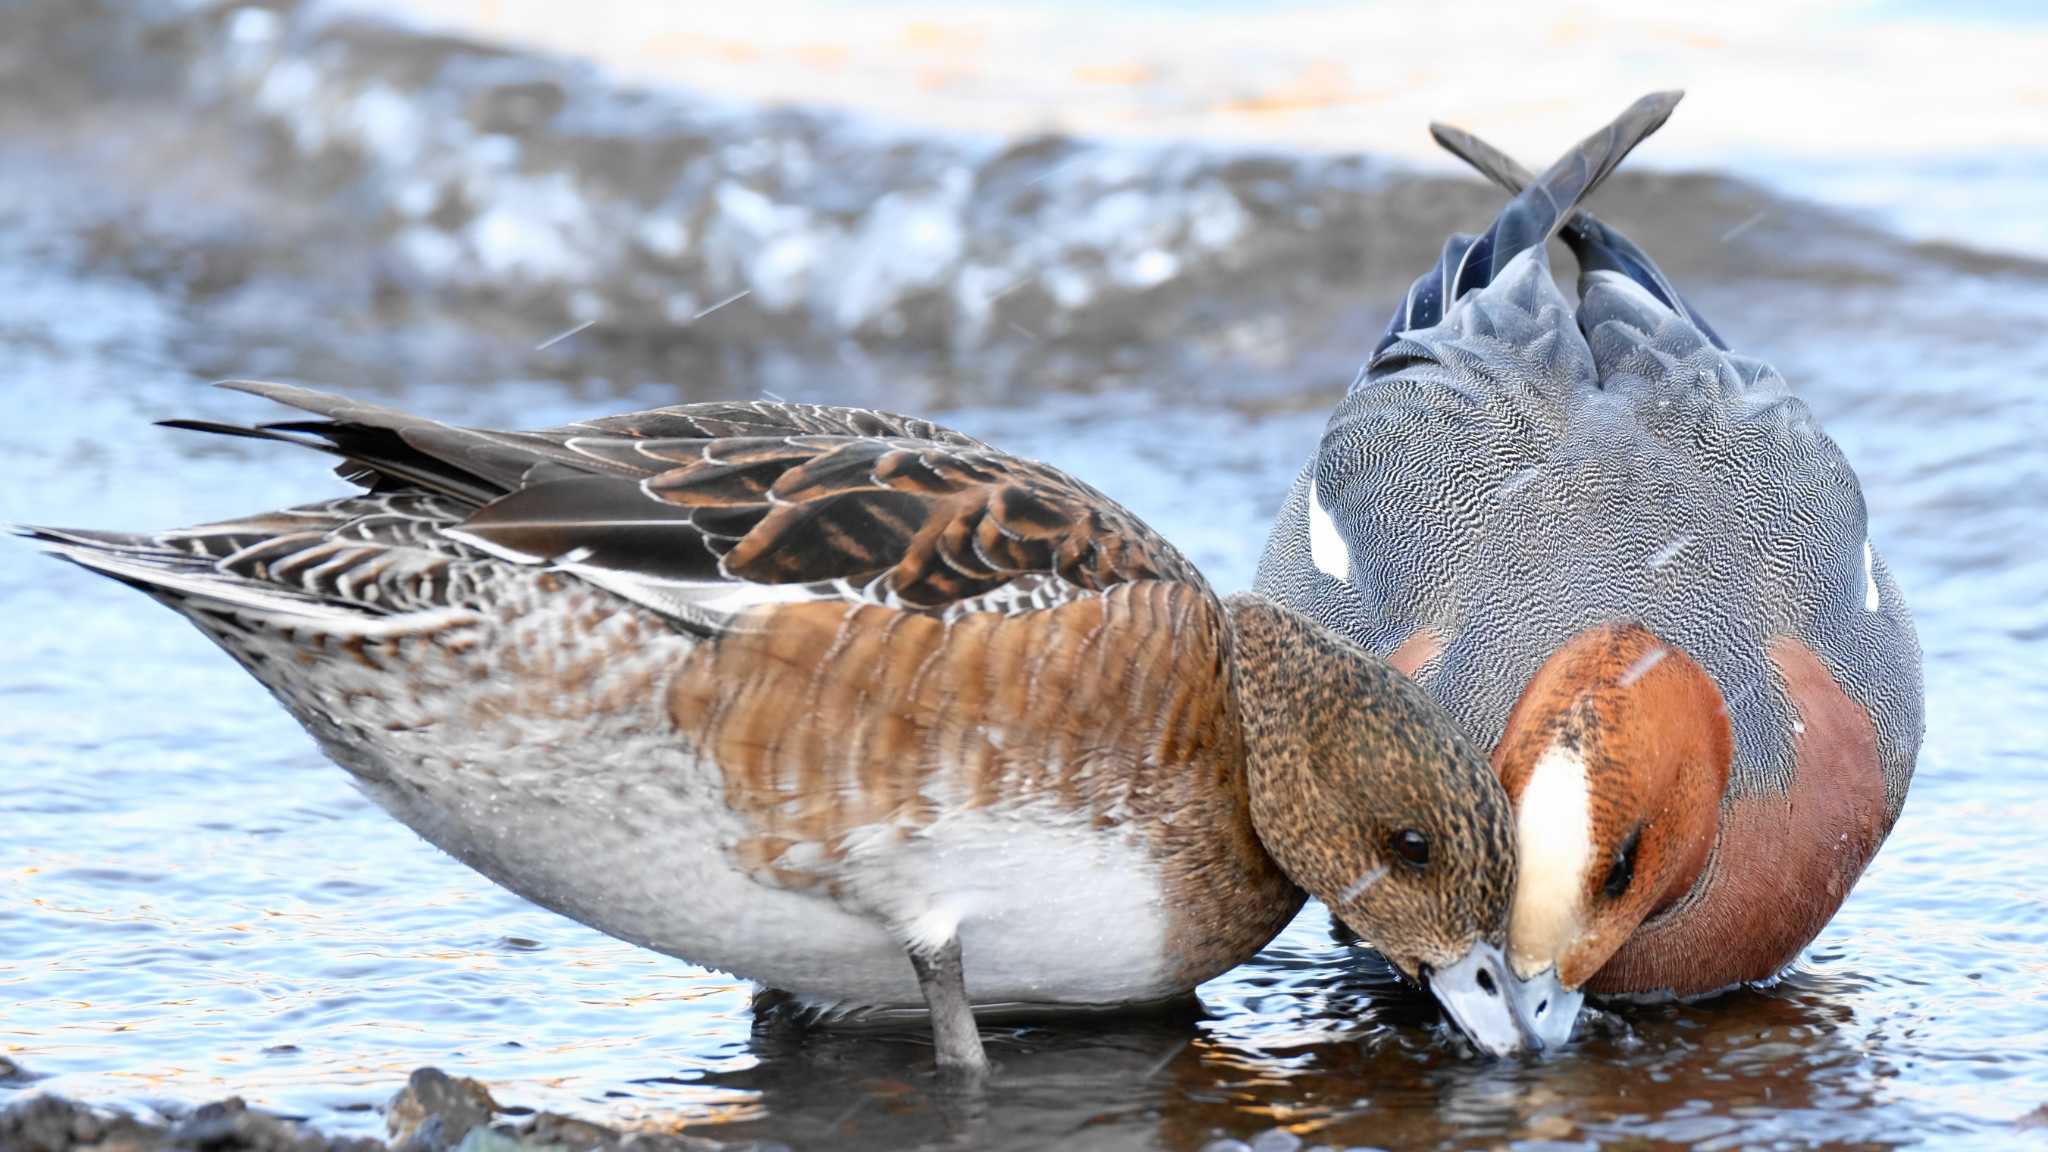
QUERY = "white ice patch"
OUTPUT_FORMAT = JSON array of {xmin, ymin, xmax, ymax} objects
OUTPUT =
[
  {"xmin": 825, "ymin": 168, "xmax": 970, "ymax": 329},
  {"xmin": 1509, "ymin": 741, "xmax": 1592, "ymax": 973},
  {"xmin": 1187, "ymin": 182, "xmax": 1249, "ymax": 251},
  {"xmin": 467, "ymin": 172, "xmax": 595, "ymax": 283},
  {"xmin": 1862, "ymin": 540, "xmax": 1881, "ymax": 612},
  {"xmin": 350, "ymin": 84, "xmax": 425, "ymax": 169},
  {"xmin": 1306, "ymin": 480, "xmax": 1350, "ymax": 583},
  {"xmin": 636, "ymin": 215, "xmax": 690, "ymax": 261},
  {"xmin": 1116, "ymin": 248, "xmax": 1180, "ymax": 290},
  {"xmin": 228, "ymin": 6, "xmax": 278, "ymax": 44}
]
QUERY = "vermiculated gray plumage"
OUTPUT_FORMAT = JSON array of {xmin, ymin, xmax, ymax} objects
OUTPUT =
[{"xmin": 1256, "ymin": 93, "xmax": 1922, "ymax": 825}]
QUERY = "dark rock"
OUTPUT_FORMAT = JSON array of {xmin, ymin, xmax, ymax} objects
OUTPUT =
[
  {"xmin": 505, "ymin": 1111, "xmax": 750, "ymax": 1151},
  {"xmin": 512, "ymin": 1112, "xmax": 620, "ymax": 1149},
  {"xmin": 0, "ymin": 1080, "xmax": 749, "ymax": 1152},
  {"xmin": 386, "ymin": 1068, "xmax": 498, "ymax": 1152},
  {"xmin": 0, "ymin": 1094, "xmax": 155, "ymax": 1152},
  {"xmin": 162, "ymin": 1093, "xmax": 384, "ymax": 1151}
]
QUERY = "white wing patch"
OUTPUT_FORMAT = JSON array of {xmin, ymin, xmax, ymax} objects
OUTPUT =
[
  {"xmin": 1508, "ymin": 740, "xmax": 1592, "ymax": 976},
  {"xmin": 1307, "ymin": 479, "xmax": 1351, "ymax": 583},
  {"xmin": 692, "ymin": 580, "xmax": 847, "ymax": 616},
  {"xmin": 1862, "ymin": 541, "xmax": 1881, "ymax": 612}
]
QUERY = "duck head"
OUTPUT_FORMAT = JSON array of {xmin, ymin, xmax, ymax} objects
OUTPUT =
[
  {"xmin": 1226, "ymin": 594, "xmax": 1529, "ymax": 1056},
  {"xmin": 1491, "ymin": 622, "xmax": 1733, "ymax": 1046}
]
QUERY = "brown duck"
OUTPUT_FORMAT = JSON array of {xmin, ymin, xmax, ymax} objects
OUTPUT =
[{"xmin": 26, "ymin": 382, "xmax": 1531, "ymax": 1071}]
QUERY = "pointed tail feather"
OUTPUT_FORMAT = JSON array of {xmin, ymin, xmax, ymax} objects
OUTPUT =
[
  {"xmin": 18, "ymin": 523, "xmax": 337, "ymax": 617},
  {"xmin": 1428, "ymin": 112, "xmax": 1728, "ymax": 349},
  {"xmin": 17, "ymin": 523, "xmax": 482, "ymax": 638},
  {"xmin": 1426, "ymin": 121, "xmax": 1539, "ymax": 200},
  {"xmin": 1375, "ymin": 91, "xmax": 1683, "ymax": 354},
  {"xmin": 159, "ymin": 381, "xmax": 609, "ymax": 504}
]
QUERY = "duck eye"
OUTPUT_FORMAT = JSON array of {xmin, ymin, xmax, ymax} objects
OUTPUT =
[
  {"xmin": 1390, "ymin": 828, "xmax": 1430, "ymax": 872},
  {"xmin": 1603, "ymin": 825, "xmax": 1642, "ymax": 899}
]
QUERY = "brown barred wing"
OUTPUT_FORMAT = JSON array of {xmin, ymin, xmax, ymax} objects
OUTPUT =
[
  {"xmin": 448, "ymin": 431, "xmax": 1207, "ymax": 629},
  {"xmin": 156, "ymin": 383, "xmax": 1202, "ymax": 630},
  {"xmin": 180, "ymin": 382, "xmax": 991, "ymax": 503},
  {"xmin": 555, "ymin": 400, "xmax": 989, "ymax": 448}
]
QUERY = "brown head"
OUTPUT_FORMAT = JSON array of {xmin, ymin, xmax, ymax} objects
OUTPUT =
[
  {"xmin": 1224, "ymin": 593, "xmax": 1528, "ymax": 1056},
  {"xmin": 1491, "ymin": 621, "xmax": 1733, "ymax": 1044}
]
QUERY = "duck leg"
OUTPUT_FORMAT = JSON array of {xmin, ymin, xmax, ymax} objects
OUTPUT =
[{"xmin": 907, "ymin": 935, "xmax": 987, "ymax": 1075}]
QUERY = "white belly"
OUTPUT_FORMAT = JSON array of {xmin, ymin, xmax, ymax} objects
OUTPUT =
[
  {"xmin": 279, "ymin": 636, "xmax": 1173, "ymax": 1011},
  {"xmin": 347, "ymin": 733, "xmax": 1178, "ymax": 1008},
  {"xmin": 230, "ymin": 589, "xmax": 1180, "ymax": 1011}
]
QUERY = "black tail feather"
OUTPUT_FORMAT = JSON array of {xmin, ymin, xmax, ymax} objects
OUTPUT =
[
  {"xmin": 1425, "ymin": 102, "xmax": 1728, "ymax": 350},
  {"xmin": 156, "ymin": 381, "xmax": 570, "ymax": 504},
  {"xmin": 1376, "ymin": 91, "xmax": 1684, "ymax": 354}
]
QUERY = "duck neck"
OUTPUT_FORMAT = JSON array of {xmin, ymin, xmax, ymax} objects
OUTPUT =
[
  {"xmin": 1221, "ymin": 593, "xmax": 1433, "ymax": 886},
  {"xmin": 1223, "ymin": 593, "xmax": 1517, "ymax": 979},
  {"xmin": 1221, "ymin": 593, "xmax": 1324, "ymax": 848}
]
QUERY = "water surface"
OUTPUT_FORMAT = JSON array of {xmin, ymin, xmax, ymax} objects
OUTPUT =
[{"xmin": 1, "ymin": 3, "xmax": 2044, "ymax": 1149}]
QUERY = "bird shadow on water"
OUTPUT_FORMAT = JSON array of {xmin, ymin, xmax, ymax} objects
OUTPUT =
[
  {"xmin": 691, "ymin": 990, "xmax": 1212, "ymax": 1150},
  {"xmin": 635, "ymin": 944, "xmax": 1914, "ymax": 1151}
]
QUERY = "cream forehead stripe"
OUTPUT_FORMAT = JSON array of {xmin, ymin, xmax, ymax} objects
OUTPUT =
[
  {"xmin": 1509, "ymin": 740, "xmax": 1592, "ymax": 973},
  {"xmin": 1307, "ymin": 479, "xmax": 1350, "ymax": 582}
]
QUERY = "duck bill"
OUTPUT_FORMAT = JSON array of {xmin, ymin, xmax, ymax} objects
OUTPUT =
[
  {"xmin": 1427, "ymin": 941, "xmax": 1532, "ymax": 1057},
  {"xmin": 1506, "ymin": 965, "xmax": 1583, "ymax": 1050}
]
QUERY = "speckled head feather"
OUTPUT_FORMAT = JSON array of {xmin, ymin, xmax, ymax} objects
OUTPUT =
[{"xmin": 1227, "ymin": 594, "xmax": 1515, "ymax": 980}]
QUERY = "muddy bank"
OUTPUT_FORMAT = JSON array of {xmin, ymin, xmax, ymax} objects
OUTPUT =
[{"xmin": 0, "ymin": 1068, "xmax": 768, "ymax": 1152}]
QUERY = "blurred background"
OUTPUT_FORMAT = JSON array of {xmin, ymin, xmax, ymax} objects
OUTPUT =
[{"xmin": 1, "ymin": 2, "xmax": 2044, "ymax": 1150}]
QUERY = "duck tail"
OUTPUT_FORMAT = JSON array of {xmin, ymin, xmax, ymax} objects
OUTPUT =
[
  {"xmin": 15, "ymin": 522, "xmax": 352, "ymax": 621},
  {"xmin": 1375, "ymin": 91, "xmax": 1683, "ymax": 354},
  {"xmin": 1426, "ymin": 98, "xmax": 1728, "ymax": 350}
]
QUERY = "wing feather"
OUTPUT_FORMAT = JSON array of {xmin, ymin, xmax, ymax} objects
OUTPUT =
[{"xmin": 151, "ymin": 384, "xmax": 1203, "ymax": 631}]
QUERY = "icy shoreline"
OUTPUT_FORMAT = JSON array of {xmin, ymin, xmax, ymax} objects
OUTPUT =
[
  {"xmin": 366, "ymin": 0, "xmax": 2048, "ymax": 258},
  {"xmin": 4, "ymin": 0, "xmax": 2025, "ymax": 417}
]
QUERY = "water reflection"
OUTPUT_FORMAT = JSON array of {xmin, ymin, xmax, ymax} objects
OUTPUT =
[{"xmin": 580, "ymin": 922, "xmax": 1938, "ymax": 1152}]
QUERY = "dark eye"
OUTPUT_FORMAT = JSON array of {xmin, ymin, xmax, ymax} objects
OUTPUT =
[
  {"xmin": 1603, "ymin": 825, "xmax": 1642, "ymax": 899},
  {"xmin": 1390, "ymin": 828, "xmax": 1430, "ymax": 872}
]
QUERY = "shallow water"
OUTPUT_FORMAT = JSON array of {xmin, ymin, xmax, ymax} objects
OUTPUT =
[{"xmin": 1, "ymin": 3, "xmax": 2045, "ymax": 1149}]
